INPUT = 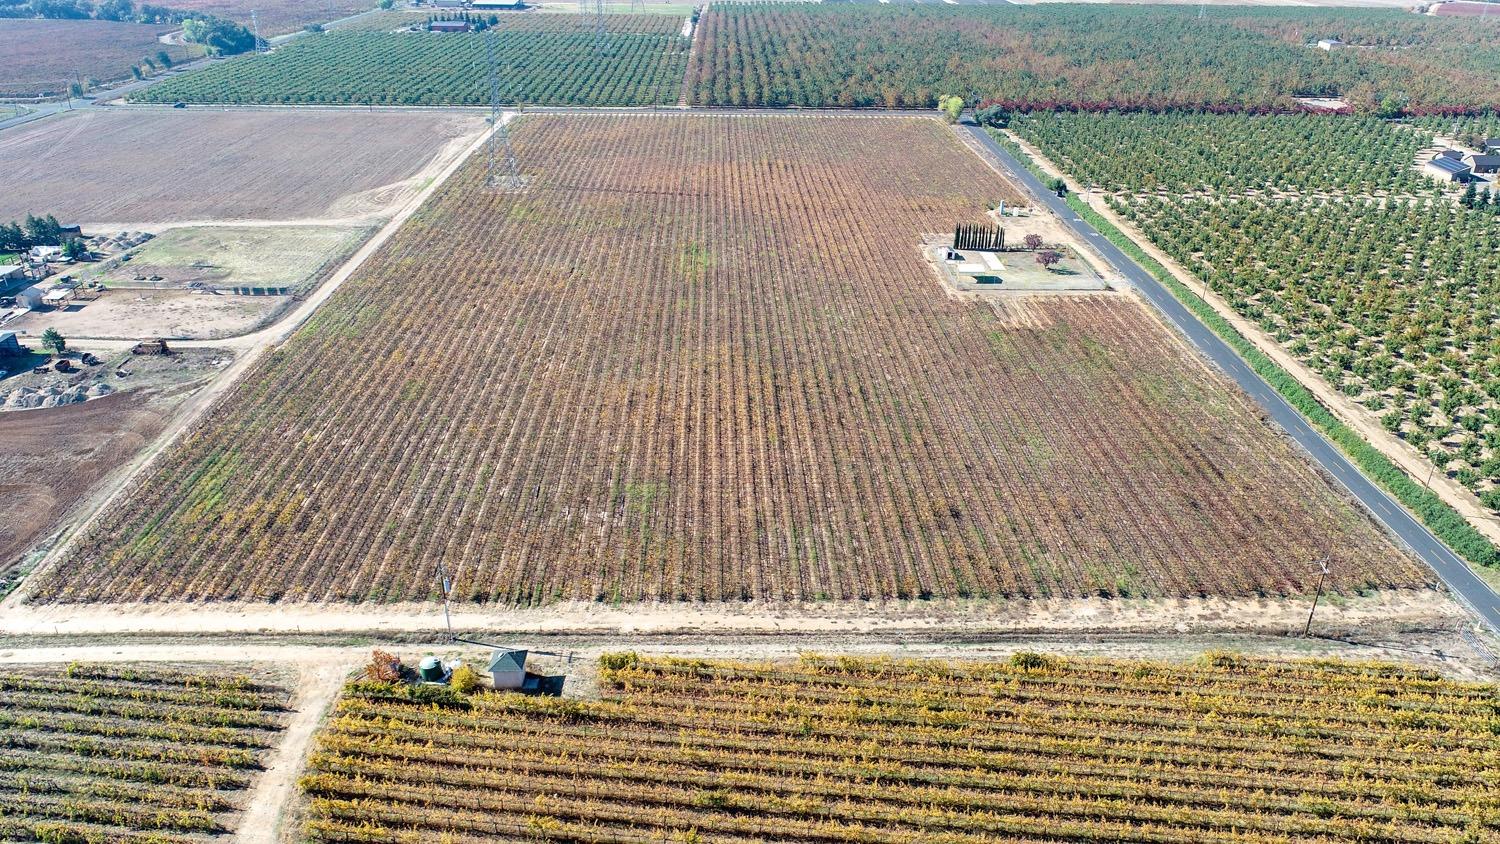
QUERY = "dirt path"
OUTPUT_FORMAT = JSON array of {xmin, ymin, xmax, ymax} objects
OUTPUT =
[
  {"xmin": 235, "ymin": 658, "xmax": 350, "ymax": 844},
  {"xmin": 3, "ymin": 117, "xmax": 502, "ymax": 610},
  {"xmin": 0, "ymin": 587, "xmax": 1468, "ymax": 638},
  {"xmin": 1003, "ymin": 130, "xmax": 1500, "ymax": 563}
]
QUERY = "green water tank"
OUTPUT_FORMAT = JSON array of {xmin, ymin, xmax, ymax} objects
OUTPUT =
[{"xmin": 418, "ymin": 656, "xmax": 446, "ymax": 683}]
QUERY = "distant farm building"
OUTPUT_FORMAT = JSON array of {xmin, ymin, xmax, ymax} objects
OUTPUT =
[
  {"xmin": 472, "ymin": 0, "xmax": 526, "ymax": 9},
  {"xmin": 0, "ymin": 331, "xmax": 21, "ymax": 356},
  {"xmin": 1425, "ymin": 153, "xmax": 1472, "ymax": 182},
  {"xmin": 1486, "ymin": 138, "xmax": 1500, "ymax": 154},
  {"xmin": 429, "ymin": 19, "xmax": 470, "ymax": 31},
  {"xmin": 488, "ymin": 649, "xmax": 527, "ymax": 690},
  {"xmin": 28, "ymin": 245, "xmax": 62, "ymax": 262},
  {"xmin": 1316, "ymin": 38, "xmax": 1344, "ymax": 50},
  {"xmin": 1468, "ymin": 154, "xmax": 1500, "ymax": 175},
  {"xmin": 430, "ymin": 0, "xmax": 464, "ymax": 7}
]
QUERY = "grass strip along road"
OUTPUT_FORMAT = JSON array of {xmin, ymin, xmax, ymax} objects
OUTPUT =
[{"xmin": 965, "ymin": 123, "xmax": 1500, "ymax": 634}]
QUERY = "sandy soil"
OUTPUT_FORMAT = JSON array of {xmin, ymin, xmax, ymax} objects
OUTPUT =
[
  {"xmin": 1001, "ymin": 130, "xmax": 1500, "ymax": 568},
  {"xmin": 0, "ymin": 108, "xmax": 488, "ymax": 227}
]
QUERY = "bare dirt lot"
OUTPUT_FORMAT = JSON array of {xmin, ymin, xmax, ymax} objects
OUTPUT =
[
  {"xmin": 0, "ymin": 108, "xmax": 487, "ymax": 227},
  {"xmin": 9, "ymin": 289, "xmax": 282, "ymax": 341},
  {"xmin": 0, "ymin": 19, "xmax": 198, "ymax": 98},
  {"xmin": 5, "ymin": 224, "xmax": 375, "ymax": 340},
  {"xmin": 0, "ymin": 348, "xmax": 229, "ymax": 579},
  {"xmin": 0, "ymin": 388, "xmax": 180, "ymax": 579}
]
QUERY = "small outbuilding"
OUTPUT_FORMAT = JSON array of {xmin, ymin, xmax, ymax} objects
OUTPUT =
[
  {"xmin": 0, "ymin": 331, "xmax": 22, "ymax": 356},
  {"xmin": 1425, "ymin": 154, "xmax": 1472, "ymax": 182},
  {"xmin": 15, "ymin": 285, "xmax": 45, "ymax": 310},
  {"xmin": 488, "ymin": 648, "xmax": 528, "ymax": 690},
  {"xmin": 1316, "ymin": 38, "xmax": 1343, "ymax": 50},
  {"xmin": 0, "ymin": 264, "xmax": 23, "ymax": 284},
  {"xmin": 1485, "ymin": 138, "xmax": 1500, "ymax": 154},
  {"xmin": 429, "ymin": 19, "xmax": 470, "ymax": 31}
]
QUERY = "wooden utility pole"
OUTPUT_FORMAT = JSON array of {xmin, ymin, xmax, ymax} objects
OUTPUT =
[{"xmin": 1302, "ymin": 556, "xmax": 1331, "ymax": 637}]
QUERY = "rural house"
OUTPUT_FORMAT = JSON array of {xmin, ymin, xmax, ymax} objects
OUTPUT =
[
  {"xmin": 488, "ymin": 649, "xmax": 527, "ymax": 689},
  {"xmin": 1425, "ymin": 153, "xmax": 1472, "ymax": 181},
  {"xmin": 430, "ymin": 19, "xmax": 470, "ymax": 31}
]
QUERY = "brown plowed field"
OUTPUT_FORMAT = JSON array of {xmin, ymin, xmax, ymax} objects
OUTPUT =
[
  {"xmin": 0, "ymin": 19, "xmax": 196, "ymax": 98},
  {"xmin": 34, "ymin": 114, "xmax": 1426, "ymax": 605},
  {"xmin": 0, "ymin": 390, "xmax": 179, "ymax": 576},
  {"xmin": 0, "ymin": 108, "xmax": 486, "ymax": 225}
]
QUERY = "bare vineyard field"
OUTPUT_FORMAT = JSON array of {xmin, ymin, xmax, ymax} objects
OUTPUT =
[
  {"xmin": 0, "ymin": 661, "xmax": 289, "ymax": 842},
  {"xmin": 0, "ymin": 19, "xmax": 197, "ymax": 98},
  {"xmin": 0, "ymin": 108, "xmax": 485, "ymax": 225},
  {"xmin": 303, "ymin": 653, "xmax": 1500, "ymax": 844},
  {"xmin": 35, "ymin": 115, "xmax": 1423, "ymax": 605},
  {"xmin": 163, "ymin": 0, "xmax": 379, "ymax": 34}
]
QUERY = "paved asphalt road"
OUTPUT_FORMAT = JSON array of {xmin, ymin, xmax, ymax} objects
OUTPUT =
[{"xmin": 965, "ymin": 124, "xmax": 1500, "ymax": 635}]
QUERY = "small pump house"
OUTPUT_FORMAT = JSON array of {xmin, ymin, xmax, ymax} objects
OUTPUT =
[{"xmin": 488, "ymin": 649, "xmax": 527, "ymax": 690}]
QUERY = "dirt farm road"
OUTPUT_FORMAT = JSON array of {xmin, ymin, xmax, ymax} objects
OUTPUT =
[{"xmin": 964, "ymin": 124, "xmax": 1500, "ymax": 635}]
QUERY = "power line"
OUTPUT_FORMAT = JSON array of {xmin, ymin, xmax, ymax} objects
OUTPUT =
[
  {"xmin": 594, "ymin": 0, "xmax": 607, "ymax": 55},
  {"xmin": 484, "ymin": 26, "xmax": 523, "ymax": 190}
]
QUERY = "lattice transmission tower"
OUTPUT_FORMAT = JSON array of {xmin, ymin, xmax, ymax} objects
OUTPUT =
[
  {"xmin": 485, "ymin": 27, "xmax": 523, "ymax": 190},
  {"xmin": 251, "ymin": 9, "xmax": 265, "ymax": 52}
]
